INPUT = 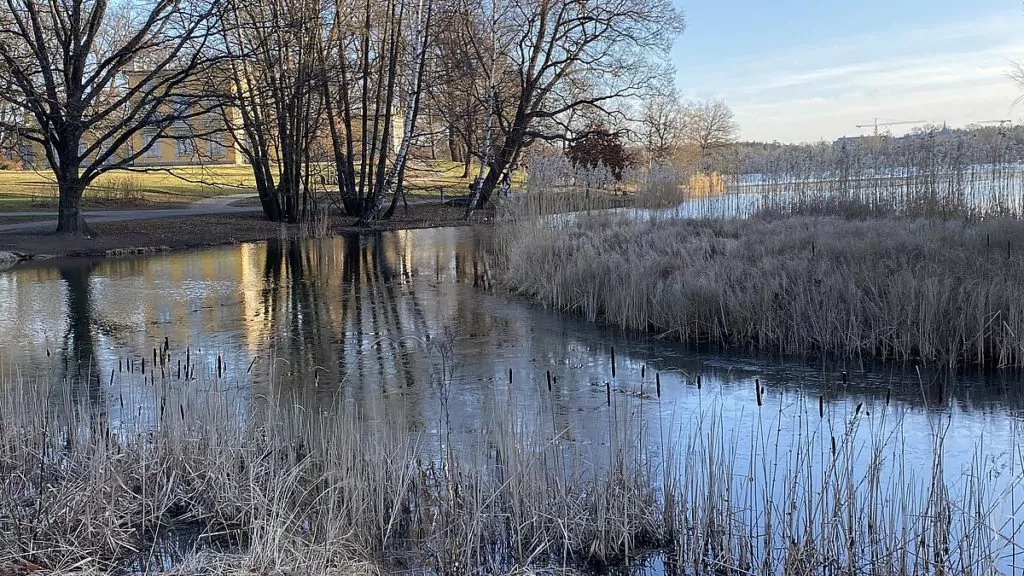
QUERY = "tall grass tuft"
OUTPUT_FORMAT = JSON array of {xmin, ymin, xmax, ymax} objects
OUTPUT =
[
  {"xmin": 632, "ymin": 165, "xmax": 686, "ymax": 209},
  {"xmin": 496, "ymin": 213, "xmax": 1024, "ymax": 367},
  {"xmin": 300, "ymin": 207, "xmax": 331, "ymax": 238},
  {"xmin": 725, "ymin": 136, "xmax": 1024, "ymax": 220},
  {"xmin": 0, "ymin": 354, "xmax": 662, "ymax": 574}
]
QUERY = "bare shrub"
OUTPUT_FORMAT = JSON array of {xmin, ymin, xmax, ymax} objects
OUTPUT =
[
  {"xmin": 299, "ymin": 207, "xmax": 331, "ymax": 238},
  {"xmin": 0, "ymin": 157, "xmax": 22, "ymax": 170},
  {"xmin": 89, "ymin": 174, "xmax": 145, "ymax": 203},
  {"xmin": 633, "ymin": 165, "xmax": 685, "ymax": 208}
]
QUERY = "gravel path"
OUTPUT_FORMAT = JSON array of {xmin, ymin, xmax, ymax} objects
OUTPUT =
[{"xmin": 0, "ymin": 194, "xmax": 261, "ymax": 233}]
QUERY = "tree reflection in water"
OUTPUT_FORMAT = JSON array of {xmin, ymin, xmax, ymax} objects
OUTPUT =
[{"xmin": 59, "ymin": 261, "xmax": 103, "ymax": 409}]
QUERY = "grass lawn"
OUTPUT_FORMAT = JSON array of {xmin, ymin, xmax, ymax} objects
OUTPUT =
[
  {"xmin": 0, "ymin": 160, "xmax": 480, "ymax": 212},
  {"xmin": 0, "ymin": 165, "xmax": 257, "ymax": 212},
  {"xmin": 403, "ymin": 158, "xmax": 475, "ymax": 197}
]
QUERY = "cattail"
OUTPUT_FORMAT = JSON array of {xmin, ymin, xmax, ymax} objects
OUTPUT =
[
  {"xmin": 508, "ymin": 368, "xmax": 513, "ymax": 385},
  {"xmin": 606, "ymin": 382, "xmax": 611, "ymax": 406},
  {"xmin": 696, "ymin": 374, "xmax": 702, "ymax": 390},
  {"xmin": 141, "ymin": 358, "xmax": 146, "ymax": 375},
  {"xmin": 831, "ymin": 435, "xmax": 837, "ymax": 455},
  {"xmin": 546, "ymin": 370, "xmax": 551, "ymax": 392},
  {"xmin": 885, "ymin": 388, "xmax": 891, "ymax": 406},
  {"xmin": 656, "ymin": 372, "xmax": 661, "ymax": 399},
  {"xmin": 755, "ymin": 378, "xmax": 763, "ymax": 407},
  {"xmin": 610, "ymin": 347, "xmax": 616, "ymax": 378},
  {"xmin": 177, "ymin": 359, "xmax": 181, "ymax": 379},
  {"xmin": 164, "ymin": 336, "xmax": 169, "ymax": 353},
  {"xmin": 641, "ymin": 365, "xmax": 645, "ymax": 378},
  {"xmin": 818, "ymin": 395, "xmax": 824, "ymax": 419},
  {"xmin": 855, "ymin": 402, "xmax": 863, "ymax": 416},
  {"xmin": 841, "ymin": 371, "xmax": 848, "ymax": 385},
  {"xmin": 217, "ymin": 355, "xmax": 223, "ymax": 378}
]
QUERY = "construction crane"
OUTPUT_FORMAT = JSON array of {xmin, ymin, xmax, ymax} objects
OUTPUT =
[
  {"xmin": 975, "ymin": 119, "xmax": 1012, "ymax": 126},
  {"xmin": 855, "ymin": 118, "xmax": 926, "ymax": 136}
]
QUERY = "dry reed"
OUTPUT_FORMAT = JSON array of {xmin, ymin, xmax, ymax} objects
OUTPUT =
[
  {"xmin": 496, "ymin": 210, "xmax": 1024, "ymax": 367},
  {"xmin": 0, "ymin": 347, "xmax": 1020, "ymax": 574},
  {"xmin": 727, "ymin": 131, "xmax": 1024, "ymax": 220}
]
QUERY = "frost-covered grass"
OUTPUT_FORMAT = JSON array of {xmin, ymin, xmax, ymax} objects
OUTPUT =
[{"xmin": 497, "ymin": 210, "xmax": 1024, "ymax": 367}]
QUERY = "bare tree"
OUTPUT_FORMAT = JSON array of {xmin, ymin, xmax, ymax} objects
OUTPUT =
[
  {"xmin": 684, "ymin": 99, "xmax": 738, "ymax": 174},
  {"xmin": 217, "ymin": 0, "xmax": 327, "ymax": 223},
  {"xmin": 321, "ymin": 0, "xmax": 434, "ymax": 220},
  {"xmin": 0, "ymin": 100, "xmax": 19, "ymax": 163},
  {"xmin": 428, "ymin": 3, "xmax": 485, "ymax": 178},
  {"xmin": 463, "ymin": 0, "xmax": 685, "ymax": 212},
  {"xmin": 640, "ymin": 93, "xmax": 687, "ymax": 167},
  {"xmin": 0, "ymin": 0, "xmax": 222, "ymax": 235},
  {"xmin": 0, "ymin": 68, "xmax": 19, "ymax": 161}
]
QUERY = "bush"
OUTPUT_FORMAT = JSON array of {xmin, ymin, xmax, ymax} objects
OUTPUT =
[
  {"xmin": 90, "ymin": 174, "xmax": 144, "ymax": 203},
  {"xmin": 0, "ymin": 157, "xmax": 23, "ymax": 170},
  {"xmin": 566, "ymin": 124, "xmax": 631, "ymax": 181}
]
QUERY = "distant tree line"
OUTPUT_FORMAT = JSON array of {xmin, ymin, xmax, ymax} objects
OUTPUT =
[{"xmin": 731, "ymin": 124, "xmax": 1024, "ymax": 178}]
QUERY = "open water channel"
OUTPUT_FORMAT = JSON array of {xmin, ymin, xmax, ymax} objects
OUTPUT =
[{"xmin": 0, "ymin": 225, "xmax": 1022, "ymax": 572}]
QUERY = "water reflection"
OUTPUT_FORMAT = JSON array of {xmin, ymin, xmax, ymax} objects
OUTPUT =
[
  {"xmin": 2, "ymin": 229, "xmax": 1024, "ymax": 417},
  {"xmin": 56, "ymin": 261, "xmax": 104, "ymax": 412}
]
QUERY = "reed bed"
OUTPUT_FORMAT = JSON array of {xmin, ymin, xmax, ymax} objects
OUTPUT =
[
  {"xmin": 496, "ymin": 208, "xmax": 1024, "ymax": 367},
  {"xmin": 726, "ymin": 131, "xmax": 1024, "ymax": 220},
  {"xmin": 0, "ymin": 353, "xmax": 662, "ymax": 575},
  {"xmin": 0, "ymin": 348, "xmax": 1021, "ymax": 574}
]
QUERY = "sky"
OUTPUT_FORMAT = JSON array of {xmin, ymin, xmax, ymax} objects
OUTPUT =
[{"xmin": 671, "ymin": 1, "xmax": 1024, "ymax": 143}]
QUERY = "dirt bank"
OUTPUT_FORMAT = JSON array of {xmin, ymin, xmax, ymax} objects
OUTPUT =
[{"xmin": 0, "ymin": 203, "xmax": 477, "ymax": 268}]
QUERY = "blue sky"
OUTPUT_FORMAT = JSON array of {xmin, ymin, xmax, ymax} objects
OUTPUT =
[{"xmin": 671, "ymin": 1, "xmax": 1024, "ymax": 142}]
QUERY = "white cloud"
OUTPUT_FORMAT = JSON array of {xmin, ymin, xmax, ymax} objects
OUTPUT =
[{"xmin": 680, "ymin": 12, "xmax": 1024, "ymax": 142}]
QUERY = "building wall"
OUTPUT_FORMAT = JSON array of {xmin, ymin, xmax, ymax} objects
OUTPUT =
[
  {"xmin": 129, "ymin": 132, "xmax": 243, "ymax": 167},
  {"xmin": 19, "ymin": 130, "xmax": 244, "ymax": 170}
]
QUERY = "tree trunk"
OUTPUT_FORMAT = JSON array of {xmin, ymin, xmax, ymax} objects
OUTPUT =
[
  {"xmin": 460, "ymin": 122, "xmax": 473, "ymax": 178},
  {"xmin": 447, "ymin": 123, "xmax": 460, "ymax": 162},
  {"xmin": 55, "ymin": 170, "xmax": 90, "ymax": 236},
  {"xmin": 253, "ymin": 156, "xmax": 284, "ymax": 221},
  {"xmin": 467, "ymin": 123, "xmax": 522, "ymax": 213},
  {"xmin": 471, "ymin": 156, "xmax": 508, "ymax": 210}
]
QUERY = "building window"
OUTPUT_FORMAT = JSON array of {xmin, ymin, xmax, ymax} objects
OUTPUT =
[
  {"xmin": 209, "ymin": 140, "xmax": 226, "ymax": 159},
  {"xmin": 176, "ymin": 138, "xmax": 195, "ymax": 158},
  {"xmin": 144, "ymin": 138, "xmax": 162, "ymax": 160}
]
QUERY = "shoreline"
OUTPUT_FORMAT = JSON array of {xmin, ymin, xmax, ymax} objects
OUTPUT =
[{"xmin": 0, "ymin": 203, "xmax": 477, "ymax": 269}]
